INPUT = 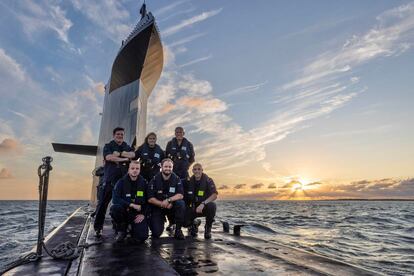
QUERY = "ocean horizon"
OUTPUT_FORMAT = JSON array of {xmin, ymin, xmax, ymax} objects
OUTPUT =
[{"xmin": 1, "ymin": 200, "xmax": 413, "ymax": 275}]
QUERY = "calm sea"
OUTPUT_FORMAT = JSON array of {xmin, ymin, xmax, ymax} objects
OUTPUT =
[{"xmin": 1, "ymin": 200, "xmax": 413, "ymax": 275}]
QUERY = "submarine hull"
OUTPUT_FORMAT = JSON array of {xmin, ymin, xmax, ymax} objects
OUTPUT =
[{"xmin": 5, "ymin": 208, "xmax": 378, "ymax": 275}]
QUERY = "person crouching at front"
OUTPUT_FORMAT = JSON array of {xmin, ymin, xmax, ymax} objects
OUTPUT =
[
  {"xmin": 184, "ymin": 163, "xmax": 218, "ymax": 239},
  {"xmin": 110, "ymin": 161, "xmax": 149, "ymax": 243},
  {"xmin": 148, "ymin": 158, "xmax": 186, "ymax": 240}
]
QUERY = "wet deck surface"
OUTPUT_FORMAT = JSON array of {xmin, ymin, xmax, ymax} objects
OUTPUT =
[
  {"xmin": 6, "ymin": 207, "xmax": 88, "ymax": 275},
  {"xmin": 6, "ymin": 207, "xmax": 379, "ymax": 275}
]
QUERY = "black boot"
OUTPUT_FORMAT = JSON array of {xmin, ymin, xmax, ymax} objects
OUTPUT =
[
  {"xmin": 115, "ymin": 231, "xmax": 127, "ymax": 243},
  {"xmin": 174, "ymin": 225, "xmax": 185, "ymax": 240},
  {"xmin": 189, "ymin": 219, "xmax": 201, "ymax": 237},
  {"xmin": 95, "ymin": 229, "xmax": 102, "ymax": 238},
  {"xmin": 204, "ymin": 225, "xmax": 212, "ymax": 239},
  {"xmin": 166, "ymin": 223, "xmax": 175, "ymax": 232}
]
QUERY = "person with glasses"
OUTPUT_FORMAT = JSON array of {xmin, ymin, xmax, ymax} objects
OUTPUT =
[{"xmin": 184, "ymin": 163, "xmax": 218, "ymax": 239}]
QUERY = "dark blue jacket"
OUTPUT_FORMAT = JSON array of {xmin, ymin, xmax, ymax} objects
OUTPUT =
[
  {"xmin": 165, "ymin": 138, "xmax": 195, "ymax": 179},
  {"xmin": 135, "ymin": 143, "xmax": 165, "ymax": 182},
  {"xmin": 103, "ymin": 140, "xmax": 133, "ymax": 183},
  {"xmin": 112, "ymin": 174, "xmax": 148, "ymax": 215},
  {"xmin": 147, "ymin": 172, "xmax": 183, "ymax": 202}
]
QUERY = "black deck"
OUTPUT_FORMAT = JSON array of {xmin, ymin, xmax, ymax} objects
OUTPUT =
[{"xmin": 5, "ymin": 207, "xmax": 380, "ymax": 275}]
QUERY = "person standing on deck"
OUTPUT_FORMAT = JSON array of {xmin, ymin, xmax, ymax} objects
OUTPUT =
[
  {"xmin": 110, "ymin": 161, "xmax": 149, "ymax": 243},
  {"xmin": 94, "ymin": 127, "xmax": 135, "ymax": 237},
  {"xmin": 147, "ymin": 158, "xmax": 186, "ymax": 240},
  {"xmin": 184, "ymin": 163, "xmax": 218, "ymax": 239},
  {"xmin": 134, "ymin": 132, "xmax": 164, "ymax": 182},
  {"xmin": 165, "ymin": 127, "xmax": 195, "ymax": 230}
]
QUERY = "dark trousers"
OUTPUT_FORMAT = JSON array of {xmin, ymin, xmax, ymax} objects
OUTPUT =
[
  {"xmin": 94, "ymin": 181, "xmax": 114, "ymax": 231},
  {"xmin": 150, "ymin": 200, "xmax": 185, "ymax": 238},
  {"xmin": 185, "ymin": 202, "xmax": 216, "ymax": 227},
  {"xmin": 110, "ymin": 204, "xmax": 149, "ymax": 241}
]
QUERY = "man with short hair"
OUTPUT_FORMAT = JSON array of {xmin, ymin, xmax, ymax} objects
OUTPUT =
[
  {"xmin": 147, "ymin": 158, "xmax": 186, "ymax": 240},
  {"xmin": 166, "ymin": 127, "xmax": 195, "ymax": 182},
  {"xmin": 110, "ymin": 161, "xmax": 149, "ymax": 243},
  {"xmin": 94, "ymin": 127, "xmax": 135, "ymax": 237},
  {"xmin": 165, "ymin": 127, "xmax": 195, "ymax": 230},
  {"xmin": 184, "ymin": 163, "xmax": 218, "ymax": 239}
]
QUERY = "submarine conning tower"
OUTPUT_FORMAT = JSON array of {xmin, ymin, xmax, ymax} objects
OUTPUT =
[{"xmin": 93, "ymin": 5, "xmax": 164, "ymax": 204}]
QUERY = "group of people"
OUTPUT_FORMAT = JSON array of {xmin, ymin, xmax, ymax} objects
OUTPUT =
[{"xmin": 93, "ymin": 126, "xmax": 218, "ymax": 243}]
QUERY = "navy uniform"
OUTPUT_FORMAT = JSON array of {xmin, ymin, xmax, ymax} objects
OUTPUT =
[
  {"xmin": 148, "ymin": 172, "xmax": 185, "ymax": 238},
  {"xmin": 165, "ymin": 137, "xmax": 195, "ymax": 183},
  {"xmin": 134, "ymin": 143, "xmax": 164, "ymax": 182},
  {"xmin": 185, "ymin": 173, "xmax": 218, "ymax": 237},
  {"xmin": 94, "ymin": 140, "xmax": 133, "ymax": 233},
  {"xmin": 110, "ymin": 174, "xmax": 149, "ymax": 242}
]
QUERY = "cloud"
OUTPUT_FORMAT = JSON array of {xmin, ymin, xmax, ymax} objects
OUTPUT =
[
  {"xmin": 268, "ymin": 183, "xmax": 276, "ymax": 189},
  {"xmin": 149, "ymin": 2, "xmax": 414, "ymax": 181},
  {"xmin": 0, "ymin": 168, "xmax": 13, "ymax": 179},
  {"xmin": 234, "ymin": 184, "xmax": 246, "ymax": 189},
  {"xmin": 168, "ymin": 33, "xmax": 206, "ymax": 48},
  {"xmin": 222, "ymin": 81, "xmax": 268, "ymax": 97},
  {"xmin": 0, "ymin": 138, "xmax": 22, "ymax": 155},
  {"xmin": 14, "ymin": 0, "xmax": 73, "ymax": 43},
  {"xmin": 179, "ymin": 54, "xmax": 212, "ymax": 68},
  {"xmin": 251, "ymin": 183, "xmax": 264, "ymax": 189},
  {"xmin": 154, "ymin": 0, "xmax": 189, "ymax": 17},
  {"xmin": 269, "ymin": 2, "xmax": 414, "ymax": 153},
  {"xmin": 0, "ymin": 48, "xmax": 103, "ymax": 152},
  {"xmin": 218, "ymin": 185, "xmax": 229, "ymax": 190},
  {"xmin": 70, "ymin": 0, "xmax": 131, "ymax": 42},
  {"xmin": 163, "ymin": 9, "xmax": 222, "ymax": 37},
  {"xmin": 0, "ymin": 48, "xmax": 26, "ymax": 83}
]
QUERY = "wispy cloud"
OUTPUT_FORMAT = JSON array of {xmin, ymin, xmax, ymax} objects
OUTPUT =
[
  {"xmin": 149, "ymin": 2, "xmax": 414, "ymax": 182},
  {"xmin": 154, "ymin": 0, "xmax": 189, "ymax": 17},
  {"xmin": 179, "ymin": 54, "xmax": 212, "ymax": 68},
  {"xmin": 163, "ymin": 9, "xmax": 222, "ymax": 37},
  {"xmin": 70, "ymin": 0, "xmax": 131, "ymax": 42},
  {"xmin": 10, "ymin": 0, "xmax": 73, "ymax": 44},
  {"xmin": 222, "ymin": 81, "xmax": 268, "ymax": 97},
  {"xmin": 168, "ymin": 33, "xmax": 206, "ymax": 48}
]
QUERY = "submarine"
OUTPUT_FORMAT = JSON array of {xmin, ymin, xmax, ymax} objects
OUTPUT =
[{"xmin": 3, "ymin": 4, "xmax": 379, "ymax": 276}]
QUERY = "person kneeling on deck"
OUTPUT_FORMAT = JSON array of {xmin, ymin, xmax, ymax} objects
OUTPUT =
[
  {"xmin": 94, "ymin": 127, "xmax": 135, "ymax": 237},
  {"xmin": 110, "ymin": 161, "xmax": 149, "ymax": 243},
  {"xmin": 185, "ymin": 163, "xmax": 218, "ymax": 239},
  {"xmin": 148, "ymin": 158, "xmax": 186, "ymax": 240}
]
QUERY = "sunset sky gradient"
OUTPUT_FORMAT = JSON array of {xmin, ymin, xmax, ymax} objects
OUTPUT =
[{"xmin": 0, "ymin": 0, "xmax": 413, "ymax": 200}]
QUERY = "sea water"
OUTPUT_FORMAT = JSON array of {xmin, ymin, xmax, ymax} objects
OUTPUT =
[{"xmin": 0, "ymin": 200, "xmax": 413, "ymax": 275}]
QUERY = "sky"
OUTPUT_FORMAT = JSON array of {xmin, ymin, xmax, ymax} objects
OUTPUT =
[{"xmin": 0, "ymin": 0, "xmax": 413, "ymax": 200}]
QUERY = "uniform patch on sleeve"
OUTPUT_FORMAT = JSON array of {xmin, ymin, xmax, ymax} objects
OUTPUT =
[
  {"xmin": 197, "ymin": 190, "xmax": 204, "ymax": 196},
  {"xmin": 154, "ymin": 153, "xmax": 160, "ymax": 158},
  {"xmin": 169, "ymin": 187, "xmax": 176, "ymax": 193},
  {"xmin": 136, "ymin": 191, "xmax": 144, "ymax": 197}
]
